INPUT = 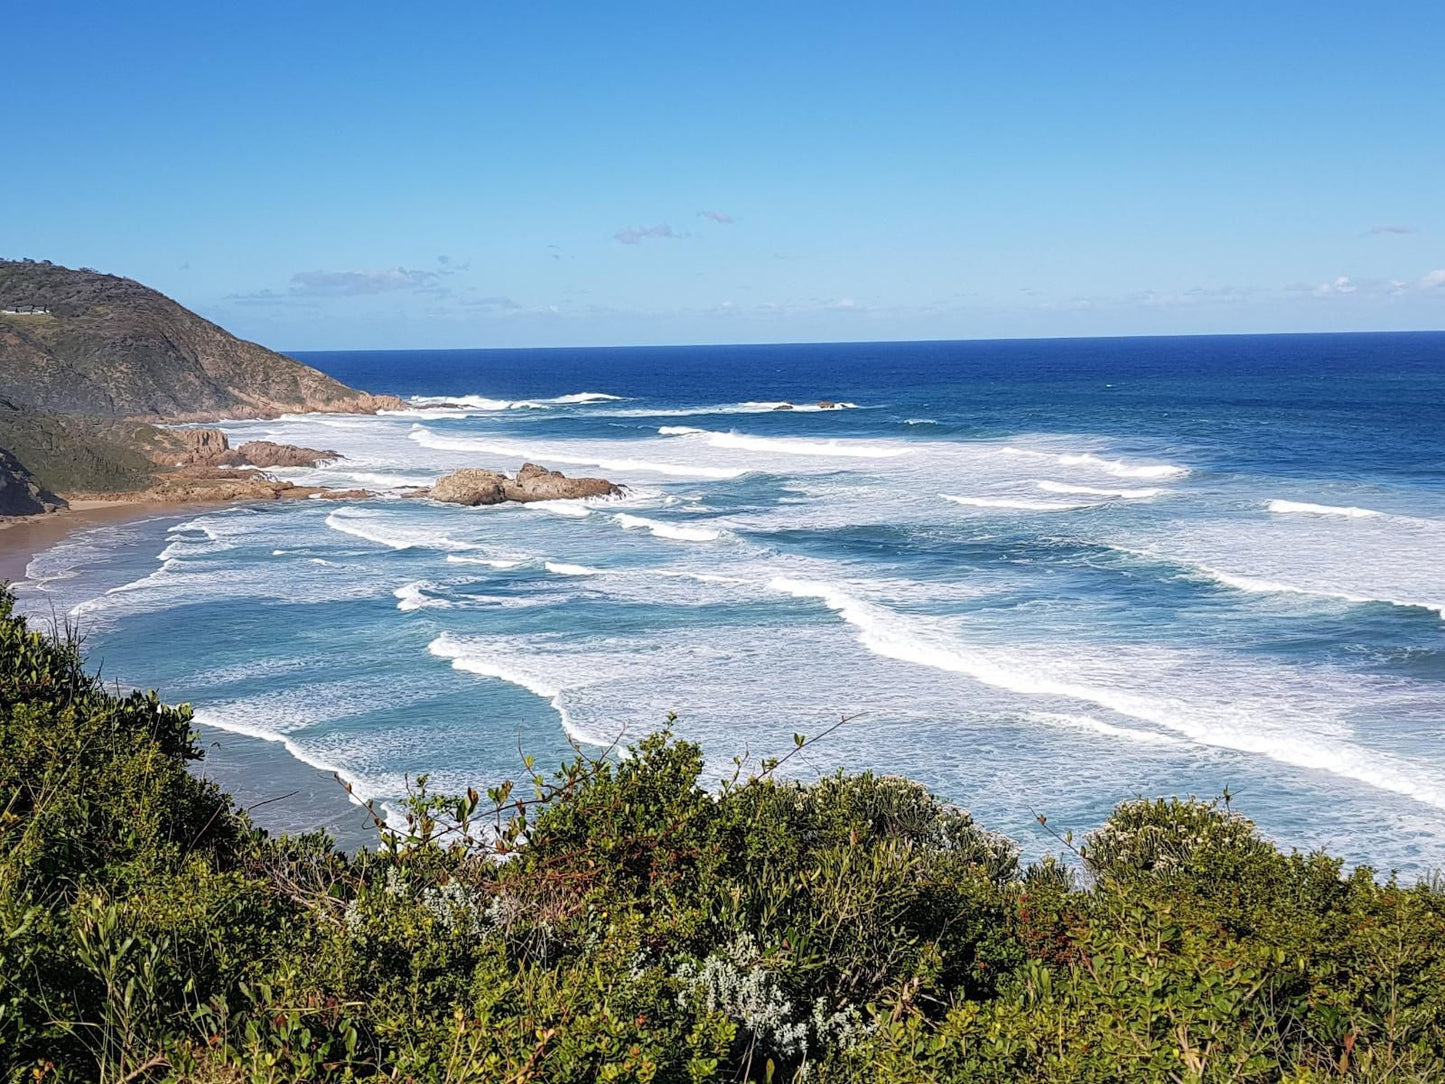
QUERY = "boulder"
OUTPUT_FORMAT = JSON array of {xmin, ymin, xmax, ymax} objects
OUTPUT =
[
  {"xmin": 504, "ymin": 463, "xmax": 623, "ymax": 503},
  {"xmin": 428, "ymin": 468, "xmax": 510, "ymax": 506},
  {"xmin": 817, "ymin": 400, "xmax": 839, "ymax": 409},
  {"xmin": 427, "ymin": 464, "xmax": 622, "ymax": 506},
  {"xmin": 772, "ymin": 402, "xmax": 795, "ymax": 411},
  {"xmin": 232, "ymin": 440, "xmax": 340, "ymax": 468}
]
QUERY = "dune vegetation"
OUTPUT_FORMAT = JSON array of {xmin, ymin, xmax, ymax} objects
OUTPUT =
[{"xmin": 2, "ymin": 584, "xmax": 1443, "ymax": 1082}]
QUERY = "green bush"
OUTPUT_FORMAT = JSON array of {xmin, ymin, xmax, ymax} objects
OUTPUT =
[{"xmin": 1, "ymin": 585, "xmax": 1442, "ymax": 1082}]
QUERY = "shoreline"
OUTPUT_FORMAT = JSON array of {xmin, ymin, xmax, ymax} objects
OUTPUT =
[{"xmin": 1, "ymin": 498, "xmax": 377, "ymax": 850}]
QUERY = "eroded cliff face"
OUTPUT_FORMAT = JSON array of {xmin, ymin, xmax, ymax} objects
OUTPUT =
[{"xmin": 0, "ymin": 260, "xmax": 406, "ymax": 420}]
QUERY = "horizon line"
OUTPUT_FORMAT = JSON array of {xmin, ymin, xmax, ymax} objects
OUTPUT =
[{"xmin": 283, "ymin": 325, "xmax": 1445, "ymax": 356}]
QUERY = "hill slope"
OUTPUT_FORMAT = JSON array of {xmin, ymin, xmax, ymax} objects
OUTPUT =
[
  {"xmin": 0, "ymin": 260, "xmax": 406, "ymax": 501},
  {"xmin": 0, "ymin": 259, "xmax": 402, "ymax": 420}
]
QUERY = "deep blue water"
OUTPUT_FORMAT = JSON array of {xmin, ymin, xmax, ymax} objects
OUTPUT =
[{"xmin": 18, "ymin": 332, "xmax": 1445, "ymax": 870}]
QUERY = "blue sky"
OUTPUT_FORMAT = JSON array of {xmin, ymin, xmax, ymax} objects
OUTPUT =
[{"xmin": 4, "ymin": 1, "xmax": 1442, "ymax": 349}]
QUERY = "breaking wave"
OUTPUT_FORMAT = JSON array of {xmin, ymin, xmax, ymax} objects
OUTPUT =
[
  {"xmin": 1036, "ymin": 480, "xmax": 1164, "ymax": 499},
  {"xmin": 766, "ymin": 577, "xmax": 1445, "ymax": 809},
  {"xmin": 427, "ymin": 634, "xmax": 613, "ymax": 746},
  {"xmin": 1003, "ymin": 447, "xmax": 1189, "ymax": 479},
  {"xmin": 407, "ymin": 427, "xmax": 748, "ymax": 479},
  {"xmin": 614, "ymin": 513, "xmax": 722, "ymax": 542},
  {"xmin": 545, "ymin": 561, "xmax": 604, "ymax": 576},
  {"xmin": 682, "ymin": 429, "xmax": 910, "ymax": 459},
  {"xmin": 325, "ymin": 508, "xmax": 471, "ymax": 551},
  {"xmin": 1267, "ymin": 499, "xmax": 1382, "ymax": 518},
  {"xmin": 941, "ymin": 494, "xmax": 1089, "ymax": 512}
]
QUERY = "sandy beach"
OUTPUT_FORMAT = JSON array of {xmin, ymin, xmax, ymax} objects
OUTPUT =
[{"xmin": 1, "ymin": 501, "xmax": 376, "ymax": 850}]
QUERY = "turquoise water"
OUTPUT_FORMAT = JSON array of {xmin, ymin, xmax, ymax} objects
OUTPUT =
[{"xmin": 19, "ymin": 333, "xmax": 1445, "ymax": 871}]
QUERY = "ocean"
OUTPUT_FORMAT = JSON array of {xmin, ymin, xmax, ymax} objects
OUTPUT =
[{"xmin": 18, "ymin": 332, "xmax": 1445, "ymax": 871}]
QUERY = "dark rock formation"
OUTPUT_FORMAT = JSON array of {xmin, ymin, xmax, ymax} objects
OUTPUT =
[
  {"xmin": 817, "ymin": 400, "xmax": 840, "ymax": 409},
  {"xmin": 0, "ymin": 448, "xmax": 67, "ymax": 516},
  {"xmin": 773, "ymin": 402, "xmax": 795, "ymax": 410},
  {"xmin": 427, "ymin": 463, "xmax": 622, "ymax": 506}
]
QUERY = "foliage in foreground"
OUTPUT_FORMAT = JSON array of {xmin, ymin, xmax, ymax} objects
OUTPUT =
[{"xmin": 1, "ymin": 586, "xmax": 1443, "ymax": 1082}]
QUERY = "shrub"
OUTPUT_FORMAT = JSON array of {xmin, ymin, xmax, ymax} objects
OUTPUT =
[{"xmin": 2, "ymin": 585, "xmax": 1443, "ymax": 1082}]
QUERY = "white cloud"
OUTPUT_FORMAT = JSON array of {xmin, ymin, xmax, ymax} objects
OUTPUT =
[
  {"xmin": 1420, "ymin": 269, "xmax": 1445, "ymax": 290},
  {"xmin": 1313, "ymin": 275, "xmax": 1357, "ymax": 296}
]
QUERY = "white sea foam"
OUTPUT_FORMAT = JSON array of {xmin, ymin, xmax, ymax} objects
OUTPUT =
[
  {"xmin": 599, "ymin": 400, "xmax": 859, "ymax": 418},
  {"xmin": 1113, "ymin": 544, "xmax": 1445, "ymax": 621},
  {"xmin": 407, "ymin": 394, "xmax": 512, "ymax": 410},
  {"xmin": 1036, "ymin": 480, "xmax": 1164, "ymax": 499},
  {"xmin": 407, "ymin": 427, "xmax": 747, "ymax": 479},
  {"xmin": 445, "ymin": 554, "xmax": 525, "ymax": 569},
  {"xmin": 1056, "ymin": 452, "xmax": 1189, "ymax": 479},
  {"xmin": 614, "ymin": 513, "xmax": 722, "ymax": 542},
  {"xmin": 667, "ymin": 427, "xmax": 910, "ymax": 459},
  {"xmin": 527, "ymin": 501, "xmax": 592, "ymax": 518},
  {"xmin": 545, "ymin": 561, "xmax": 604, "ymax": 576},
  {"xmin": 342, "ymin": 471, "xmax": 438, "ymax": 489},
  {"xmin": 528, "ymin": 391, "xmax": 625, "ymax": 405},
  {"xmin": 1267, "ymin": 499, "xmax": 1382, "ymax": 518},
  {"xmin": 767, "ymin": 576, "xmax": 1445, "ymax": 809},
  {"xmin": 406, "ymin": 391, "xmax": 623, "ymax": 412},
  {"xmin": 941, "ymin": 494, "xmax": 1089, "ymax": 512},
  {"xmin": 1003, "ymin": 447, "xmax": 1189, "ymax": 479},
  {"xmin": 1196, "ymin": 563, "xmax": 1445, "ymax": 619},
  {"xmin": 324, "ymin": 508, "xmax": 472, "ymax": 551},
  {"xmin": 394, "ymin": 580, "xmax": 451, "ymax": 611}
]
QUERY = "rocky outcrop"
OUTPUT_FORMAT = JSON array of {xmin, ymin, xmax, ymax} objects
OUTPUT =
[
  {"xmin": 0, "ymin": 448, "xmax": 67, "ymax": 516},
  {"xmin": 161, "ymin": 430, "xmax": 339, "ymax": 470},
  {"xmin": 229, "ymin": 441, "xmax": 339, "ymax": 469},
  {"xmin": 773, "ymin": 403, "xmax": 795, "ymax": 411},
  {"xmin": 76, "ymin": 464, "xmax": 365, "ymax": 505},
  {"xmin": 172, "ymin": 428, "xmax": 231, "ymax": 465},
  {"xmin": 427, "ymin": 463, "xmax": 622, "ymax": 506},
  {"xmin": 429, "ymin": 469, "xmax": 509, "ymax": 506},
  {"xmin": 507, "ymin": 462, "xmax": 622, "ymax": 502},
  {"xmin": 817, "ymin": 400, "xmax": 840, "ymax": 409}
]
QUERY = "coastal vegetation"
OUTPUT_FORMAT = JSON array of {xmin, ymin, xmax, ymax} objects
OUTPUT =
[{"xmin": 2, "ymin": 585, "xmax": 1444, "ymax": 1082}]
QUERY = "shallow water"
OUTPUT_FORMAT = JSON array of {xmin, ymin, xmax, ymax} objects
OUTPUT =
[{"xmin": 18, "ymin": 333, "xmax": 1445, "ymax": 871}]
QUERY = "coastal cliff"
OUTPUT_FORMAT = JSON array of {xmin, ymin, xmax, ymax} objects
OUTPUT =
[
  {"xmin": 0, "ymin": 259, "xmax": 405, "ymax": 507},
  {"xmin": 0, "ymin": 260, "xmax": 403, "ymax": 420}
]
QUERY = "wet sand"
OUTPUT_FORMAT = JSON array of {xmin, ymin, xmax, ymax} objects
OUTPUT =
[{"xmin": 2, "ymin": 502, "xmax": 377, "ymax": 851}]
